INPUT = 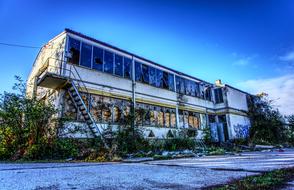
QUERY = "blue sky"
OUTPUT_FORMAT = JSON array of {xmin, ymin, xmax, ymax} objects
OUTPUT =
[{"xmin": 0, "ymin": 0, "xmax": 293, "ymax": 115}]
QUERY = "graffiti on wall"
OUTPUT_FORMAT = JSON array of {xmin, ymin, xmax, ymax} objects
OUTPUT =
[{"xmin": 233, "ymin": 124, "xmax": 250, "ymax": 139}]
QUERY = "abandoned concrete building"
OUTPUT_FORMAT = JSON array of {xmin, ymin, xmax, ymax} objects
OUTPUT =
[{"xmin": 27, "ymin": 29, "xmax": 251, "ymax": 142}]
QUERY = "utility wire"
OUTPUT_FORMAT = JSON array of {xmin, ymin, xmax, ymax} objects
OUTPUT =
[{"xmin": 0, "ymin": 42, "xmax": 43, "ymax": 49}]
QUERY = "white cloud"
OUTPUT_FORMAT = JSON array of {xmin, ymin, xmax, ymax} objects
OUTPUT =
[
  {"xmin": 232, "ymin": 54, "xmax": 257, "ymax": 66},
  {"xmin": 237, "ymin": 74, "xmax": 294, "ymax": 116},
  {"xmin": 279, "ymin": 51, "xmax": 294, "ymax": 62},
  {"xmin": 233, "ymin": 58, "xmax": 251, "ymax": 66}
]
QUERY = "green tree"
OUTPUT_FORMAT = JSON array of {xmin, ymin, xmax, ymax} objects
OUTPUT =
[
  {"xmin": 248, "ymin": 93, "xmax": 286, "ymax": 144},
  {"xmin": 286, "ymin": 115, "xmax": 294, "ymax": 145},
  {"xmin": 0, "ymin": 76, "xmax": 57, "ymax": 160}
]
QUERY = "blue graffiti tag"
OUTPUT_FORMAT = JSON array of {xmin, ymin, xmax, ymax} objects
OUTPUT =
[{"xmin": 233, "ymin": 124, "xmax": 249, "ymax": 138}]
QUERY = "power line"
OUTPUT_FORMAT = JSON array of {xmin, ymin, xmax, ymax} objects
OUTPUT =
[{"xmin": 0, "ymin": 42, "xmax": 42, "ymax": 49}]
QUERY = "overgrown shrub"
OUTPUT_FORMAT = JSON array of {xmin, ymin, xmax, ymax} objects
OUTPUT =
[{"xmin": 248, "ymin": 94, "xmax": 287, "ymax": 145}]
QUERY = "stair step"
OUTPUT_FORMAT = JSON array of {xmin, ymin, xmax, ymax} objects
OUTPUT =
[{"xmin": 79, "ymin": 107, "xmax": 86, "ymax": 111}]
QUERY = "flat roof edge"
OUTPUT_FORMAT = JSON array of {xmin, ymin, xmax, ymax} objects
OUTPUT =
[{"xmin": 64, "ymin": 28, "xmax": 212, "ymax": 85}]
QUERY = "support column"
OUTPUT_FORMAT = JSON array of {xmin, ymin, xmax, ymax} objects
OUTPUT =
[{"xmin": 131, "ymin": 56, "xmax": 136, "ymax": 128}]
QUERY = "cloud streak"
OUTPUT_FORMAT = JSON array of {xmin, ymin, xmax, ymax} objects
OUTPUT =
[
  {"xmin": 232, "ymin": 54, "xmax": 257, "ymax": 66},
  {"xmin": 238, "ymin": 74, "xmax": 294, "ymax": 115}
]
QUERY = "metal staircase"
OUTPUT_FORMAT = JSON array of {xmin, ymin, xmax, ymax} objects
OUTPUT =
[
  {"xmin": 37, "ymin": 57, "xmax": 109, "ymax": 150},
  {"xmin": 67, "ymin": 80, "xmax": 109, "ymax": 150},
  {"xmin": 195, "ymin": 139, "xmax": 207, "ymax": 152}
]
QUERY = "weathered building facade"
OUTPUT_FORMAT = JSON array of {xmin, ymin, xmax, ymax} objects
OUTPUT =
[{"xmin": 27, "ymin": 29, "xmax": 251, "ymax": 142}]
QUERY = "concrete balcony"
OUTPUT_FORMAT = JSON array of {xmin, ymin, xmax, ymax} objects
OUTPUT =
[{"xmin": 36, "ymin": 58, "xmax": 73, "ymax": 89}]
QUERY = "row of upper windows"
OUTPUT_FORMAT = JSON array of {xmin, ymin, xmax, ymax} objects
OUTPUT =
[{"xmin": 67, "ymin": 37, "xmax": 212, "ymax": 101}]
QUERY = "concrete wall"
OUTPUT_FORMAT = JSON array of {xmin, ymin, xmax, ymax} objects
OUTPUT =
[
  {"xmin": 226, "ymin": 87, "xmax": 249, "ymax": 112},
  {"xmin": 228, "ymin": 114, "xmax": 251, "ymax": 139}
]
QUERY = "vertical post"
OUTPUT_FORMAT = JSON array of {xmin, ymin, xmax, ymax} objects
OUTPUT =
[
  {"xmin": 63, "ymin": 35, "xmax": 69, "ymax": 77},
  {"xmin": 174, "ymin": 74, "xmax": 180, "ymax": 128},
  {"xmin": 131, "ymin": 56, "xmax": 136, "ymax": 128}
]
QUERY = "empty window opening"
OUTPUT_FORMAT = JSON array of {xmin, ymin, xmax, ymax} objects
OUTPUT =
[
  {"xmin": 104, "ymin": 50, "xmax": 114, "ymax": 74},
  {"xmin": 68, "ymin": 37, "xmax": 80, "ymax": 65},
  {"xmin": 80, "ymin": 42, "xmax": 92, "ymax": 68},
  {"xmin": 92, "ymin": 46, "xmax": 103, "ymax": 71}
]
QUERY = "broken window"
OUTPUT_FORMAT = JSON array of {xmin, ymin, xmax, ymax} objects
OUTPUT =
[
  {"xmin": 170, "ymin": 111, "xmax": 176, "ymax": 127},
  {"xmin": 90, "ymin": 95, "xmax": 103, "ymax": 122},
  {"xmin": 195, "ymin": 82, "xmax": 200, "ymax": 97},
  {"xmin": 143, "ymin": 110, "xmax": 151, "ymax": 125},
  {"xmin": 214, "ymin": 88, "xmax": 224, "ymax": 103},
  {"xmin": 150, "ymin": 110, "xmax": 156, "ymax": 126},
  {"xmin": 68, "ymin": 37, "xmax": 80, "ymax": 65},
  {"xmin": 80, "ymin": 42, "xmax": 92, "ymax": 68},
  {"xmin": 208, "ymin": 115, "xmax": 216, "ymax": 123},
  {"xmin": 176, "ymin": 76, "xmax": 185, "ymax": 94},
  {"xmin": 199, "ymin": 85, "xmax": 205, "ymax": 99},
  {"xmin": 142, "ymin": 64, "xmax": 150, "ymax": 84},
  {"xmin": 158, "ymin": 110, "xmax": 164, "ymax": 126},
  {"xmin": 164, "ymin": 111, "xmax": 170, "ymax": 127},
  {"xmin": 168, "ymin": 73, "xmax": 175, "ymax": 91},
  {"xmin": 102, "ymin": 106, "xmax": 112, "ymax": 123},
  {"xmin": 135, "ymin": 61, "xmax": 142, "ymax": 81},
  {"xmin": 123, "ymin": 105, "xmax": 130, "ymax": 117},
  {"xmin": 123, "ymin": 57, "xmax": 132, "ymax": 79},
  {"xmin": 156, "ymin": 69, "xmax": 163, "ymax": 88},
  {"xmin": 178, "ymin": 110, "xmax": 184, "ymax": 128},
  {"xmin": 185, "ymin": 79, "xmax": 196, "ymax": 96},
  {"xmin": 188, "ymin": 112, "xmax": 194, "ymax": 128},
  {"xmin": 183, "ymin": 111, "xmax": 189, "ymax": 128},
  {"xmin": 193, "ymin": 114, "xmax": 200, "ymax": 129},
  {"xmin": 114, "ymin": 54, "xmax": 123, "ymax": 76},
  {"xmin": 162, "ymin": 71, "xmax": 169, "ymax": 89},
  {"xmin": 92, "ymin": 46, "xmax": 103, "ymax": 71},
  {"xmin": 149, "ymin": 67, "xmax": 157, "ymax": 86},
  {"xmin": 205, "ymin": 86, "xmax": 212, "ymax": 101},
  {"xmin": 135, "ymin": 108, "xmax": 144, "ymax": 126},
  {"xmin": 104, "ymin": 50, "xmax": 114, "ymax": 74},
  {"xmin": 113, "ymin": 106, "xmax": 121, "ymax": 123}
]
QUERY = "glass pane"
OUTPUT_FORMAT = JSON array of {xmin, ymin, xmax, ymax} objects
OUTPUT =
[
  {"xmin": 191, "ymin": 81, "xmax": 196, "ymax": 96},
  {"xmin": 170, "ymin": 112, "xmax": 176, "ymax": 127},
  {"xmin": 149, "ymin": 67, "xmax": 156, "ymax": 86},
  {"xmin": 158, "ymin": 111, "xmax": 164, "ymax": 126},
  {"xmin": 195, "ymin": 82, "xmax": 200, "ymax": 97},
  {"xmin": 143, "ymin": 110, "xmax": 150, "ymax": 125},
  {"xmin": 188, "ymin": 115, "xmax": 194, "ymax": 128},
  {"xmin": 124, "ymin": 57, "xmax": 132, "ymax": 79},
  {"xmin": 176, "ymin": 77, "xmax": 185, "ymax": 94},
  {"xmin": 156, "ymin": 69, "xmax": 163, "ymax": 88},
  {"xmin": 113, "ymin": 106, "xmax": 121, "ymax": 123},
  {"xmin": 168, "ymin": 73, "xmax": 175, "ymax": 91},
  {"xmin": 80, "ymin": 43, "xmax": 92, "ymax": 68},
  {"xmin": 68, "ymin": 37, "xmax": 80, "ymax": 65},
  {"xmin": 150, "ymin": 111, "xmax": 156, "ymax": 125},
  {"xmin": 179, "ymin": 110, "xmax": 184, "ymax": 127},
  {"xmin": 162, "ymin": 71, "xmax": 169, "ymax": 89},
  {"xmin": 135, "ymin": 61, "xmax": 142, "ymax": 81},
  {"xmin": 92, "ymin": 46, "xmax": 103, "ymax": 71},
  {"xmin": 114, "ymin": 54, "xmax": 123, "ymax": 76},
  {"xmin": 165, "ymin": 112, "xmax": 170, "ymax": 127},
  {"xmin": 184, "ymin": 112, "xmax": 189, "ymax": 128},
  {"xmin": 142, "ymin": 64, "xmax": 149, "ymax": 84},
  {"xmin": 193, "ymin": 115, "xmax": 200, "ymax": 129},
  {"xmin": 185, "ymin": 80, "xmax": 191, "ymax": 95},
  {"xmin": 205, "ymin": 87, "xmax": 212, "ymax": 101},
  {"xmin": 104, "ymin": 50, "xmax": 114, "ymax": 74},
  {"xmin": 102, "ymin": 107, "xmax": 112, "ymax": 123}
]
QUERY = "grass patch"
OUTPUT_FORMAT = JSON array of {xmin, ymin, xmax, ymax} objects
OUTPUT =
[{"xmin": 205, "ymin": 167, "xmax": 294, "ymax": 190}]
